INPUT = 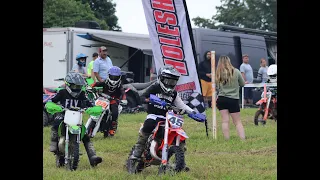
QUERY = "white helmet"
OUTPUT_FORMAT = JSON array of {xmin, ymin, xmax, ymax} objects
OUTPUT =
[{"xmin": 267, "ymin": 64, "xmax": 277, "ymax": 83}]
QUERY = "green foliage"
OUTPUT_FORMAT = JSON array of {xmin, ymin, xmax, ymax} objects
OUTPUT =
[
  {"xmin": 78, "ymin": 0, "xmax": 121, "ymax": 31},
  {"xmin": 43, "ymin": 0, "xmax": 108, "ymax": 30},
  {"xmin": 193, "ymin": 0, "xmax": 277, "ymax": 31}
]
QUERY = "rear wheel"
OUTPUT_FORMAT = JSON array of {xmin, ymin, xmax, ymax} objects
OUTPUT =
[
  {"xmin": 254, "ymin": 110, "xmax": 266, "ymax": 126},
  {"xmin": 43, "ymin": 111, "xmax": 49, "ymax": 127}
]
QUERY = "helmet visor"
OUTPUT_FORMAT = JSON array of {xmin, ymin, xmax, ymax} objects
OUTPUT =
[
  {"xmin": 161, "ymin": 76, "xmax": 178, "ymax": 87},
  {"xmin": 70, "ymin": 84, "xmax": 83, "ymax": 90},
  {"xmin": 109, "ymin": 75, "xmax": 121, "ymax": 81}
]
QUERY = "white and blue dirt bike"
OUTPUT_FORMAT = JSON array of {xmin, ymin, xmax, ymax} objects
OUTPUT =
[
  {"xmin": 45, "ymin": 102, "xmax": 103, "ymax": 171},
  {"xmin": 85, "ymin": 93, "xmax": 125, "ymax": 138}
]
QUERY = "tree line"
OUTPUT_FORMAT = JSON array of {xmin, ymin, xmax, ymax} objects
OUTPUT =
[{"xmin": 43, "ymin": 0, "xmax": 121, "ymax": 31}]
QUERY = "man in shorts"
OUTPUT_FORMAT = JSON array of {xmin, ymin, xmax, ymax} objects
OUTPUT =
[
  {"xmin": 240, "ymin": 54, "xmax": 254, "ymax": 105},
  {"xmin": 198, "ymin": 51, "xmax": 213, "ymax": 108}
]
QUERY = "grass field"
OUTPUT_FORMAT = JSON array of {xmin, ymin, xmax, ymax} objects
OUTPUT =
[{"xmin": 43, "ymin": 108, "xmax": 277, "ymax": 180}]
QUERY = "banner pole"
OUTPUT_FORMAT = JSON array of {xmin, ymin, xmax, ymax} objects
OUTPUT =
[{"xmin": 211, "ymin": 51, "xmax": 217, "ymax": 140}]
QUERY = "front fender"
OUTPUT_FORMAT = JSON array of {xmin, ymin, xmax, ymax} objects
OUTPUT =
[{"xmin": 68, "ymin": 125, "xmax": 81, "ymax": 134}]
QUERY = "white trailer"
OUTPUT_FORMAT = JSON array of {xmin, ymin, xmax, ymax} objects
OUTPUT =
[{"xmin": 43, "ymin": 27, "xmax": 135, "ymax": 88}]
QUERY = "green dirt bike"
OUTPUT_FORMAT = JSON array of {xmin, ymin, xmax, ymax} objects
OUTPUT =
[{"xmin": 45, "ymin": 102, "xmax": 103, "ymax": 171}]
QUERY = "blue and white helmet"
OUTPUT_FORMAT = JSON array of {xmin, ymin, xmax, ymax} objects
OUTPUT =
[
  {"xmin": 106, "ymin": 66, "xmax": 122, "ymax": 91},
  {"xmin": 76, "ymin": 53, "xmax": 88, "ymax": 67}
]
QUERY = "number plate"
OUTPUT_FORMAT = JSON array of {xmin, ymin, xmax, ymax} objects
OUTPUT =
[
  {"xmin": 167, "ymin": 112, "xmax": 184, "ymax": 129},
  {"xmin": 95, "ymin": 98, "xmax": 109, "ymax": 110}
]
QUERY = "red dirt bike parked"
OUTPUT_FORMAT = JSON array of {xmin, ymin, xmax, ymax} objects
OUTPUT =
[
  {"xmin": 254, "ymin": 84, "xmax": 277, "ymax": 125},
  {"xmin": 126, "ymin": 94, "xmax": 206, "ymax": 175}
]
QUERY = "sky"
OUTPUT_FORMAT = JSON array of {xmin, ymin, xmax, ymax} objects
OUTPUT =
[{"xmin": 113, "ymin": 0, "xmax": 222, "ymax": 34}]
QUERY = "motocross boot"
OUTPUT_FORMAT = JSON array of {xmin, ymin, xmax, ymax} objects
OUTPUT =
[
  {"xmin": 130, "ymin": 132, "xmax": 150, "ymax": 160},
  {"xmin": 108, "ymin": 121, "xmax": 118, "ymax": 137},
  {"xmin": 49, "ymin": 128, "xmax": 58, "ymax": 153},
  {"xmin": 83, "ymin": 139, "xmax": 102, "ymax": 167}
]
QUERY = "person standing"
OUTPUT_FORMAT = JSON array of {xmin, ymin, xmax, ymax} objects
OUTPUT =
[
  {"xmin": 93, "ymin": 46, "xmax": 113, "ymax": 82},
  {"xmin": 198, "ymin": 51, "xmax": 212, "ymax": 108},
  {"xmin": 71, "ymin": 53, "xmax": 88, "ymax": 77},
  {"xmin": 240, "ymin": 54, "xmax": 254, "ymax": 105},
  {"xmin": 87, "ymin": 52, "xmax": 98, "ymax": 82},
  {"xmin": 256, "ymin": 58, "xmax": 268, "ymax": 83},
  {"xmin": 216, "ymin": 55, "xmax": 246, "ymax": 140}
]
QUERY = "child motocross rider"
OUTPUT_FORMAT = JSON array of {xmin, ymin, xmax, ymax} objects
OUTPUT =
[
  {"xmin": 48, "ymin": 72, "xmax": 102, "ymax": 167},
  {"xmin": 129, "ymin": 65, "xmax": 205, "ymax": 163},
  {"xmin": 91, "ymin": 66, "xmax": 128, "ymax": 137}
]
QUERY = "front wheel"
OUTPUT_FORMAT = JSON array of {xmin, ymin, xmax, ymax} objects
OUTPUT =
[
  {"xmin": 159, "ymin": 145, "xmax": 185, "ymax": 174},
  {"xmin": 254, "ymin": 110, "xmax": 266, "ymax": 126},
  {"xmin": 66, "ymin": 135, "xmax": 80, "ymax": 171}
]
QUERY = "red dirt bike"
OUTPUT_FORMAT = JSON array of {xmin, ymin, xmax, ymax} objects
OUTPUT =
[
  {"xmin": 254, "ymin": 84, "xmax": 277, "ymax": 125},
  {"xmin": 126, "ymin": 94, "xmax": 206, "ymax": 175}
]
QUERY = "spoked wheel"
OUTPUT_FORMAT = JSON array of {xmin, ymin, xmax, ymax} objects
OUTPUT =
[
  {"xmin": 66, "ymin": 135, "xmax": 80, "ymax": 171},
  {"xmin": 158, "ymin": 146, "xmax": 186, "ymax": 175},
  {"xmin": 43, "ymin": 111, "xmax": 49, "ymax": 127},
  {"xmin": 254, "ymin": 110, "xmax": 267, "ymax": 126}
]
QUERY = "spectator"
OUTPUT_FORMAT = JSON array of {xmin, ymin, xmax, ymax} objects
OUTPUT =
[
  {"xmin": 256, "ymin": 58, "xmax": 268, "ymax": 83},
  {"xmin": 87, "ymin": 52, "xmax": 99, "ymax": 82},
  {"xmin": 216, "ymin": 55, "xmax": 246, "ymax": 140},
  {"xmin": 93, "ymin": 46, "xmax": 113, "ymax": 82},
  {"xmin": 71, "ymin": 53, "xmax": 88, "ymax": 77},
  {"xmin": 198, "ymin": 51, "xmax": 212, "ymax": 108},
  {"xmin": 240, "ymin": 54, "xmax": 254, "ymax": 105}
]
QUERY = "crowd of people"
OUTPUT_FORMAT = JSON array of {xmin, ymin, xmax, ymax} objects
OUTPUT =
[
  {"xmin": 198, "ymin": 52, "xmax": 276, "ymax": 140},
  {"xmin": 199, "ymin": 53, "xmax": 271, "ymax": 108}
]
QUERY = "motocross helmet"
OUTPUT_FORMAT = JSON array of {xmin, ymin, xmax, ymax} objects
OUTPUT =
[
  {"xmin": 158, "ymin": 65, "xmax": 181, "ymax": 95},
  {"xmin": 106, "ymin": 66, "xmax": 122, "ymax": 92},
  {"xmin": 65, "ymin": 72, "xmax": 86, "ymax": 98},
  {"xmin": 76, "ymin": 53, "xmax": 88, "ymax": 67},
  {"xmin": 267, "ymin": 64, "xmax": 277, "ymax": 83}
]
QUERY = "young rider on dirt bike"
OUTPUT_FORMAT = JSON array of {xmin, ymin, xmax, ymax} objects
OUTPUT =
[
  {"xmin": 129, "ymin": 65, "xmax": 197, "ymax": 163},
  {"xmin": 48, "ymin": 72, "xmax": 102, "ymax": 167},
  {"xmin": 91, "ymin": 66, "xmax": 128, "ymax": 137}
]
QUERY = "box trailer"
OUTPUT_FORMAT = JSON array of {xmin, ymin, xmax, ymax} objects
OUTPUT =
[{"xmin": 43, "ymin": 27, "xmax": 133, "ymax": 88}]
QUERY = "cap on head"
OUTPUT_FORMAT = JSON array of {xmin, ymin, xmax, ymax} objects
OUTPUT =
[{"xmin": 99, "ymin": 46, "xmax": 108, "ymax": 53}]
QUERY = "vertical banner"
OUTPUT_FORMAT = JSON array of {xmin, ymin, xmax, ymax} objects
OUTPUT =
[{"xmin": 142, "ymin": 0, "xmax": 206, "ymax": 114}]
